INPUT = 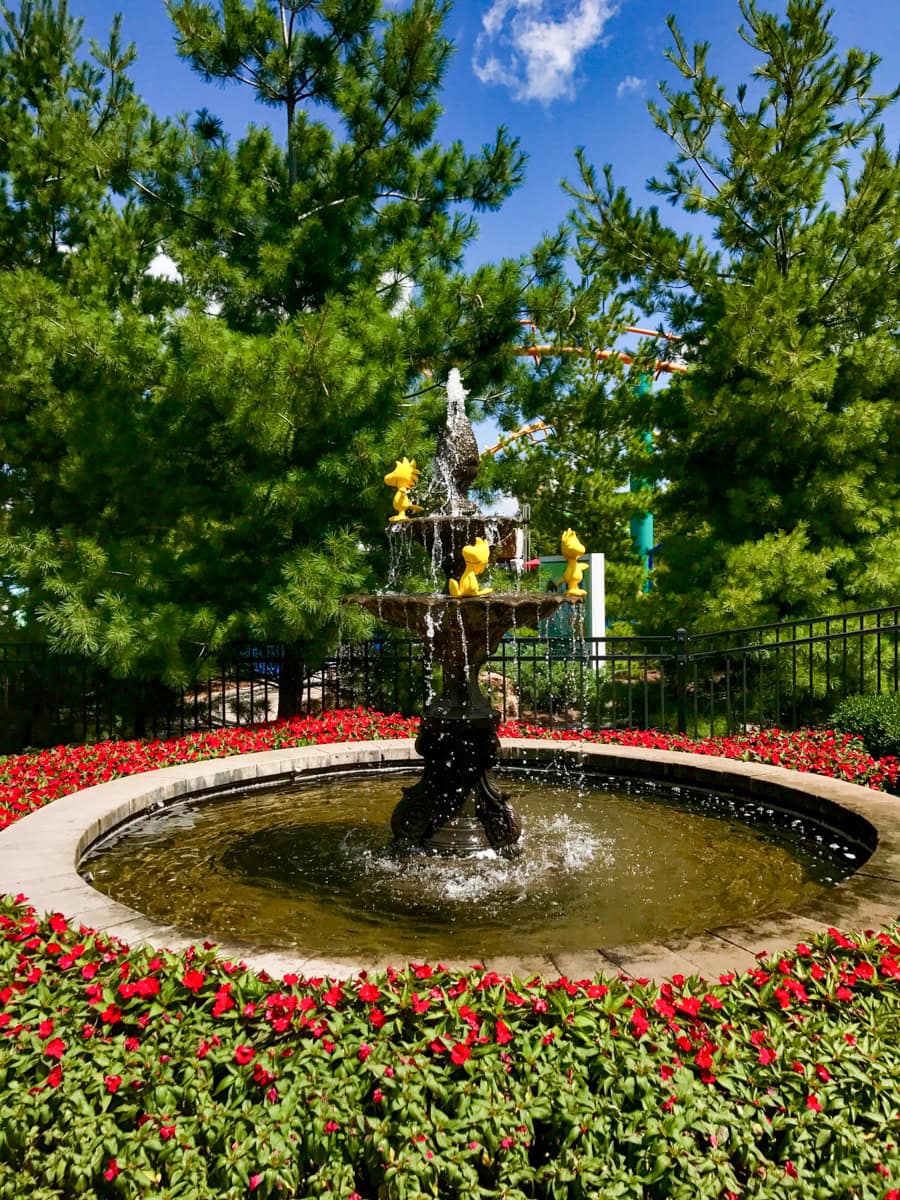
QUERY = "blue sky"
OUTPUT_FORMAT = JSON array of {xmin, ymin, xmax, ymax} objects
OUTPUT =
[{"xmin": 73, "ymin": 0, "xmax": 900, "ymax": 271}]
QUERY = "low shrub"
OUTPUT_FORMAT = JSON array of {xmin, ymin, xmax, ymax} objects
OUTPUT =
[{"xmin": 832, "ymin": 692, "xmax": 900, "ymax": 760}]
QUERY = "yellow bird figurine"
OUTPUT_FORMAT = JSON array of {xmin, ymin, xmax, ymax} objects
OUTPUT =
[
  {"xmin": 561, "ymin": 528, "xmax": 589, "ymax": 597},
  {"xmin": 384, "ymin": 457, "xmax": 423, "ymax": 522},
  {"xmin": 449, "ymin": 537, "xmax": 493, "ymax": 597}
]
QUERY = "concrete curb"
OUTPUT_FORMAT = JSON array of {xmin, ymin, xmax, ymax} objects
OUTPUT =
[{"xmin": 0, "ymin": 738, "xmax": 898, "ymax": 982}]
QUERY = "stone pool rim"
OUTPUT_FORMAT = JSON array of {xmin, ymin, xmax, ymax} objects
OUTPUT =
[{"xmin": 0, "ymin": 738, "xmax": 898, "ymax": 983}]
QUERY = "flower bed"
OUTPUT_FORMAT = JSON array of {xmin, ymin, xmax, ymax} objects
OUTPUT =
[
  {"xmin": 1, "ymin": 711, "xmax": 899, "ymax": 1197},
  {"xmin": 1, "ymin": 899, "xmax": 899, "ymax": 1198},
  {"xmin": 0, "ymin": 710, "xmax": 896, "ymax": 832}
]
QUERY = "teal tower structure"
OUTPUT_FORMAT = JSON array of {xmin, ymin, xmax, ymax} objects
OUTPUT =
[{"xmin": 629, "ymin": 375, "xmax": 654, "ymax": 592}]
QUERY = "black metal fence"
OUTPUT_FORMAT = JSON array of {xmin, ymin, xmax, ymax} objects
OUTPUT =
[{"xmin": 0, "ymin": 604, "xmax": 896, "ymax": 752}]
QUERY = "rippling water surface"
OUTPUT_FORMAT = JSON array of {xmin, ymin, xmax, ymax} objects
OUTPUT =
[{"xmin": 84, "ymin": 769, "xmax": 861, "ymax": 959}]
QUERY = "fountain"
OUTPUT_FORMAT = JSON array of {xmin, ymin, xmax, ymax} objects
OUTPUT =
[{"xmin": 344, "ymin": 370, "xmax": 584, "ymax": 858}]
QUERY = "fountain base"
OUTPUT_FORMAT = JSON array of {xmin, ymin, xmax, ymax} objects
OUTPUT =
[{"xmin": 391, "ymin": 715, "xmax": 522, "ymax": 857}]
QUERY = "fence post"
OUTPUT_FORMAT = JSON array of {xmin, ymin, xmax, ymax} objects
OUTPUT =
[{"xmin": 675, "ymin": 627, "xmax": 688, "ymax": 734}]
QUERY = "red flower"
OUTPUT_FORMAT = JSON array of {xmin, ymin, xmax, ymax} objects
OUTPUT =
[
  {"xmin": 631, "ymin": 1009, "xmax": 649, "ymax": 1038},
  {"xmin": 495, "ymin": 1019, "xmax": 514, "ymax": 1045},
  {"xmin": 450, "ymin": 1043, "xmax": 471, "ymax": 1065},
  {"xmin": 44, "ymin": 1037, "xmax": 66, "ymax": 1060},
  {"xmin": 182, "ymin": 969, "xmax": 205, "ymax": 992},
  {"xmin": 159, "ymin": 1124, "xmax": 176, "ymax": 1140},
  {"xmin": 806, "ymin": 1094, "xmax": 822, "ymax": 1112},
  {"xmin": 358, "ymin": 982, "xmax": 381, "ymax": 1003},
  {"xmin": 358, "ymin": 1044, "xmax": 372, "ymax": 1061},
  {"xmin": 103, "ymin": 1158, "xmax": 120, "ymax": 1181},
  {"xmin": 758, "ymin": 1047, "xmax": 778, "ymax": 1065},
  {"xmin": 38, "ymin": 1019, "xmax": 54, "ymax": 1038},
  {"xmin": 323, "ymin": 1120, "xmax": 339, "ymax": 1133},
  {"xmin": 105, "ymin": 1074, "xmax": 123, "ymax": 1094},
  {"xmin": 234, "ymin": 1045, "xmax": 255, "ymax": 1065},
  {"xmin": 676, "ymin": 996, "xmax": 702, "ymax": 1017},
  {"xmin": 249, "ymin": 1174, "xmax": 263, "ymax": 1191}
]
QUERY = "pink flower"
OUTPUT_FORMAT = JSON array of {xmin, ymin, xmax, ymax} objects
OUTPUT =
[
  {"xmin": 358, "ymin": 1044, "xmax": 372, "ymax": 1061},
  {"xmin": 249, "ymin": 1173, "xmax": 263, "ymax": 1191}
]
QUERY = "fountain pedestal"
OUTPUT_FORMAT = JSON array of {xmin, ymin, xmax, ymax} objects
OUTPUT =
[
  {"xmin": 345, "ymin": 368, "xmax": 584, "ymax": 857},
  {"xmin": 345, "ymin": 591, "xmax": 574, "ymax": 856}
]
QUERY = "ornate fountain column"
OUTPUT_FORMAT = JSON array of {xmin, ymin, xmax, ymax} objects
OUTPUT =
[{"xmin": 345, "ymin": 370, "xmax": 581, "ymax": 857}]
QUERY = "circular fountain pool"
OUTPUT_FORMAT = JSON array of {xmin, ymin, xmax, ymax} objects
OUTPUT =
[{"xmin": 83, "ymin": 768, "xmax": 863, "ymax": 960}]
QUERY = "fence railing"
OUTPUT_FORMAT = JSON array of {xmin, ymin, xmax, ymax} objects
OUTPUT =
[
  {"xmin": 0, "ymin": 603, "xmax": 896, "ymax": 751},
  {"xmin": 682, "ymin": 605, "xmax": 900, "ymax": 735}
]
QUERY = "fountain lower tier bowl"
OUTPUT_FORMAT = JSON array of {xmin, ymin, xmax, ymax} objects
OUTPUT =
[
  {"xmin": 344, "ymin": 592, "xmax": 578, "ymax": 657},
  {"xmin": 387, "ymin": 514, "xmax": 520, "ymax": 581}
]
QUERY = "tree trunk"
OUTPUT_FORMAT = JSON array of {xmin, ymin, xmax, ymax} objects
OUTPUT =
[{"xmin": 277, "ymin": 642, "xmax": 306, "ymax": 719}]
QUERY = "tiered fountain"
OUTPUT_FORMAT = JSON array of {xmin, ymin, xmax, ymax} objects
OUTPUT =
[{"xmin": 345, "ymin": 371, "xmax": 585, "ymax": 858}]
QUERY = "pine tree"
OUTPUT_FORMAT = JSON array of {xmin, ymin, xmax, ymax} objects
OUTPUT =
[
  {"xmin": 0, "ymin": 0, "xmax": 568, "ymax": 707},
  {"xmin": 565, "ymin": 0, "xmax": 900, "ymax": 629},
  {"xmin": 0, "ymin": 0, "xmax": 188, "ymax": 665}
]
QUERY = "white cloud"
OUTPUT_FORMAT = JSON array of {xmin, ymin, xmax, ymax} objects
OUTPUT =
[
  {"xmin": 473, "ymin": 0, "xmax": 617, "ymax": 104},
  {"xmin": 145, "ymin": 250, "xmax": 181, "ymax": 282},
  {"xmin": 615, "ymin": 73, "xmax": 645, "ymax": 98}
]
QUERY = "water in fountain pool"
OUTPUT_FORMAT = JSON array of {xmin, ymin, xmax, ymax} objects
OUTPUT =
[{"xmin": 82, "ymin": 769, "xmax": 862, "ymax": 961}]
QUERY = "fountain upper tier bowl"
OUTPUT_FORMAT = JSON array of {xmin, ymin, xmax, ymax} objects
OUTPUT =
[
  {"xmin": 388, "ymin": 514, "xmax": 520, "ymax": 582},
  {"xmin": 345, "ymin": 591, "xmax": 570, "ymax": 650}
]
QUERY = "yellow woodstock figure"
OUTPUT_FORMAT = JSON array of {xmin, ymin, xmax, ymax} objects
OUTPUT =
[
  {"xmin": 449, "ymin": 537, "xmax": 493, "ymax": 597},
  {"xmin": 384, "ymin": 457, "xmax": 423, "ymax": 522},
  {"xmin": 561, "ymin": 528, "xmax": 589, "ymax": 597}
]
